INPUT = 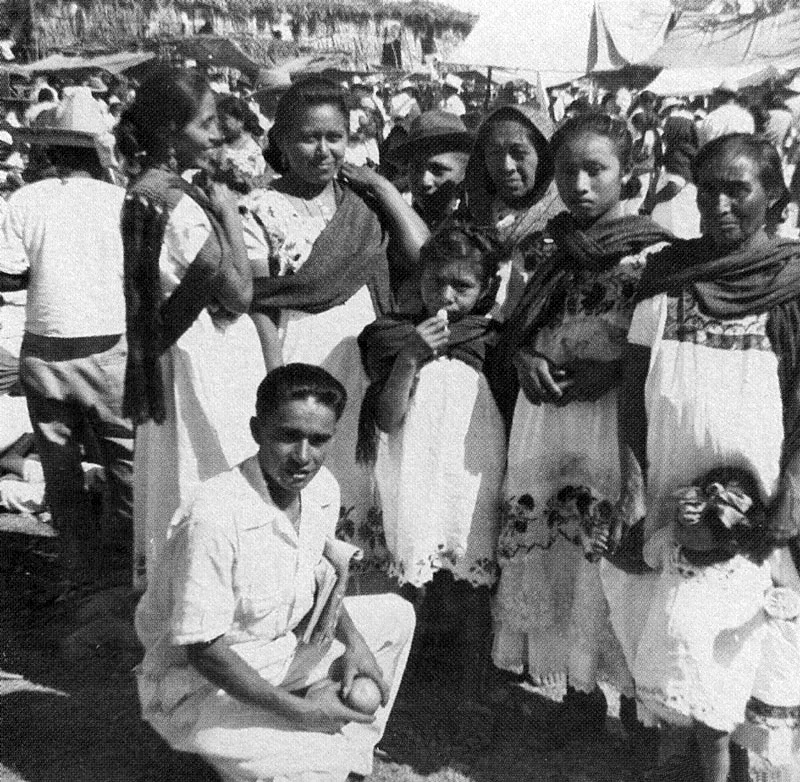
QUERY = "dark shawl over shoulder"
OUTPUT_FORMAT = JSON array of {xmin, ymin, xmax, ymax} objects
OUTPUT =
[
  {"xmin": 635, "ymin": 236, "xmax": 800, "ymax": 541},
  {"xmin": 486, "ymin": 212, "xmax": 673, "ymax": 425},
  {"xmin": 250, "ymin": 182, "xmax": 393, "ymax": 319},
  {"xmin": 356, "ymin": 314, "xmax": 499, "ymax": 464},
  {"xmin": 122, "ymin": 167, "xmax": 236, "ymax": 425}
]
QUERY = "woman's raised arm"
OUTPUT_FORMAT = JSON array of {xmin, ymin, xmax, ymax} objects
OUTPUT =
[{"xmin": 339, "ymin": 162, "xmax": 429, "ymax": 267}]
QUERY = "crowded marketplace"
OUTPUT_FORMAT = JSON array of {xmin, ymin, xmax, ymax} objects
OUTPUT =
[{"xmin": 5, "ymin": 0, "xmax": 800, "ymax": 780}]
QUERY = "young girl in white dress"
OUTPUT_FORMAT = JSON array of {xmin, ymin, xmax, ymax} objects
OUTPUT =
[
  {"xmin": 491, "ymin": 114, "xmax": 671, "ymax": 728},
  {"xmin": 357, "ymin": 223, "xmax": 506, "ymax": 703},
  {"xmin": 635, "ymin": 467, "xmax": 782, "ymax": 782}
]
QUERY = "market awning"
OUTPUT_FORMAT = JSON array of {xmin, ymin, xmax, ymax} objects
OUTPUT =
[
  {"xmin": 645, "ymin": 62, "xmax": 780, "ymax": 96},
  {"xmin": 164, "ymin": 37, "xmax": 262, "ymax": 80},
  {"xmin": 447, "ymin": 0, "xmax": 672, "ymax": 76},
  {"xmin": 20, "ymin": 51, "xmax": 155, "ymax": 74},
  {"xmin": 646, "ymin": 8, "xmax": 800, "ymax": 69}
]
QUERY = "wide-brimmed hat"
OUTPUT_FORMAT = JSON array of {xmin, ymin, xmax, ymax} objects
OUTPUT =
[
  {"xmin": 386, "ymin": 109, "xmax": 473, "ymax": 164},
  {"xmin": 14, "ymin": 87, "xmax": 113, "ymax": 150},
  {"xmin": 659, "ymin": 96, "xmax": 686, "ymax": 114},
  {"xmin": 86, "ymin": 76, "xmax": 108, "ymax": 94}
]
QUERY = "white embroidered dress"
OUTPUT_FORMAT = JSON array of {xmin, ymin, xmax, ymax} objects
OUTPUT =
[
  {"xmin": 629, "ymin": 289, "xmax": 785, "ymax": 732},
  {"xmin": 133, "ymin": 194, "xmax": 265, "ymax": 588},
  {"xmin": 492, "ymin": 245, "xmax": 664, "ymax": 696},
  {"xmin": 246, "ymin": 188, "xmax": 386, "ymax": 571},
  {"xmin": 375, "ymin": 355, "xmax": 506, "ymax": 588}
]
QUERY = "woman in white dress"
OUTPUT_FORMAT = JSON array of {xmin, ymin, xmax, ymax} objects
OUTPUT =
[
  {"xmin": 620, "ymin": 133, "xmax": 800, "ymax": 781},
  {"xmin": 246, "ymin": 77, "xmax": 428, "ymax": 577},
  {"xmin": 490, "ymin": 114, "xmax": 671, "ymax": 727},
  {"xmin": 118, "ymin": 68, "xmax": 264, "ymax": 589}
]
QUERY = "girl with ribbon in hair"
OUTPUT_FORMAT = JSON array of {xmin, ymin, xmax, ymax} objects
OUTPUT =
[
  {"xmin": 489, "ymin": 113, "xmax": 673, "ymax": 736},
  {"xmin": 356, "ymin": 222, "xmax": 506, "ymax": 707},
  {"xmin": 634, "ymin": 468, "xmax": 784, "ymax": 782},
  {"xmin": 619, "ymin": 133, "xmax": 800, "ymax": 781}
]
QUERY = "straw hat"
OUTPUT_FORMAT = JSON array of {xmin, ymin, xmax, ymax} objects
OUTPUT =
[
  {"xmin": 387, "ymin": 109, "xmax": 473, "ymax": 164},
  {"xmin": 15, "ymin": 87, "xmax": 113, "ymax": 150},
  {"xmin": 85, "ymin": 76, "xmax": 108, "ymax": 94},
  {"xmin": 443, "ymin": 73, "xmax": 463, "ymax": 92}
]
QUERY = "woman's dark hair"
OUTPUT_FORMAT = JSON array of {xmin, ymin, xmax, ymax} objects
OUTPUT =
[
  {"xmin": 680, "ymin": 466, "xmax": 773, "ymax": 567},
  {"xmin": 264, "ymin": 77, "xmax": 348, "ymax": 174},
  {"xmin": 217, "ymin": 94, "xmax": 263, "ymax": 139},
  {"xmin": 475, "ymin": 106, "xmax": 554, "ymax": 203},
  {"xmin": 255, "ymin": 363, "xmax": 347, "ymax": 422},
  {"xmin": 550, "ymin": 112, "xmax": 634, "ymax": 172},
  {"xmin": 693, "ymin": 133, "xmax": 789, "ymax": 225},
  {"xmin": 115, "ymin": 66, "xmax": 211, "ymax": 163},
  {"xmin": 419, "ymin": 220, "xmax": 504, "ymax": 316}
]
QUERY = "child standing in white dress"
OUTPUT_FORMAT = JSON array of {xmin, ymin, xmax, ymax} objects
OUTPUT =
[
  {"xmin": 635, "ymin": 467, "xmax": 783, "ymax": 782},
  {"xmin": 491, "ymin": 114, "xmax": 671, "ymax": 730},
  {"xmin": 357, "ymin": 223, "xmax": 506, "ymax": 704}
]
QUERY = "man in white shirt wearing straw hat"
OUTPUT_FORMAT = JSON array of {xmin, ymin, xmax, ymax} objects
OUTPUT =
[{"xmin": 5, "ymin": 88, "xmax": 133, "ymax": 580}]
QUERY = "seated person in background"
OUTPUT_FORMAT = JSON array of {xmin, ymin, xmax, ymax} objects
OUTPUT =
[{"xmin": 135, "ymin": 363, "xmax": 416, "ymax": 782}]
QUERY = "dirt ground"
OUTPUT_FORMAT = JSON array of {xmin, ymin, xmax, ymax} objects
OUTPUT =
[{"xmin": 0, "ymin": 518, "xmax": 647, "ymax": 782}]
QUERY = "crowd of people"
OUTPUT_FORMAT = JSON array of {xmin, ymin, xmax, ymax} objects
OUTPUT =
[{"xmin": 3, "ymin": 61, "xmax": 800, "ymax": 782}]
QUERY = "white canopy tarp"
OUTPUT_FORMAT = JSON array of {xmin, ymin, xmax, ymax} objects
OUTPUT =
[
  {"xmin": 446, "ymin": 0, "xmax": 672, "ymax": 75},
  {"xmin": 646, "ymin": 62, "xmax": 779, "ymax": 96}
]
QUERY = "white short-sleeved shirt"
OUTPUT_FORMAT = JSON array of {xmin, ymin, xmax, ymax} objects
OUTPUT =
[
  {"xmin": 4, "ymin": 177, "xmax": 126, "ymax": 337},
  {"xmin": 158, "ymin": 193, "xmax": 212, "ymax": 295},
  {"xmin": 135, "ymin": 458, "xmax": 341, "ymax": 712}
]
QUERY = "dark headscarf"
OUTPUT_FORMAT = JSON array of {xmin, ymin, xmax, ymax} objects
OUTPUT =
[
  {"xmin": 636, "ymin": 236, "xmax": 800, "ymax": 542},
  {"xmin": 487, "ymin": 213, "xmax": 673, "ymax": 423},
  {"xmin": 463, "ymin": 103, "xmax": 563, "ymax": 237},
  {"xmin": 357, "ymin": 314, "xmax": 499, "ymax": 463},
  {"xmin": 122, "ymin": 167, "xmax": 239, "ymax": 425},
  {"xmin": 251, "ymin": 180, "xmax": 393, "ymax": 319}
]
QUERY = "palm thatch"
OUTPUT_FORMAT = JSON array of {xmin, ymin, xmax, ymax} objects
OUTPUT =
[{"xmin": 196, "ymin": 0, "xmax": 475, "ymax": 31}]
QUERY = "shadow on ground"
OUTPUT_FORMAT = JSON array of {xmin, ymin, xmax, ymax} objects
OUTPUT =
[{"xmin": 0, "ymin": 532, "xmax": 641, "ymax": 782}]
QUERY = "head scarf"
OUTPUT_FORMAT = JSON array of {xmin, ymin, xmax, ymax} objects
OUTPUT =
[
  {"xmin": 356, "ymin": 314, "xmax": 499, "ymax": 463},
  {"xmin": 487, "ymin": 212, "xmax": 672, "ymax": 424},
  {"xmin": 636, "ymin": 235, "xmax": 800, "ymax": 543},
  {"xmin": 463, "ymin": 103, "xmax": 563, "ymax": 234}
]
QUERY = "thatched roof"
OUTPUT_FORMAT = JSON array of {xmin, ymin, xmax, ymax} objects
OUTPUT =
[{"xmin": 184, "ymin": 0, "xmax": 477, "ymax": 30}]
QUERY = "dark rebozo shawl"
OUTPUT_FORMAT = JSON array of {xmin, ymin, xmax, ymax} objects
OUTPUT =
[
  {"xmin": 486, "ymin": 211, "xmax": 674, "ymax": 426},
  {"xmin": 356, "ymin": 314, "xmax": 500, "ymax": 464},
  {"xmin": 636, "ymin": 236, "xmax": 800, "ymax": 542},
  {"xmin": 250, "ymin": 181, "xmax": 393, "ymax": 319},
  {"xmin": 122, "ymin": 166, "xmax": 237, "ymax": 425}
]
